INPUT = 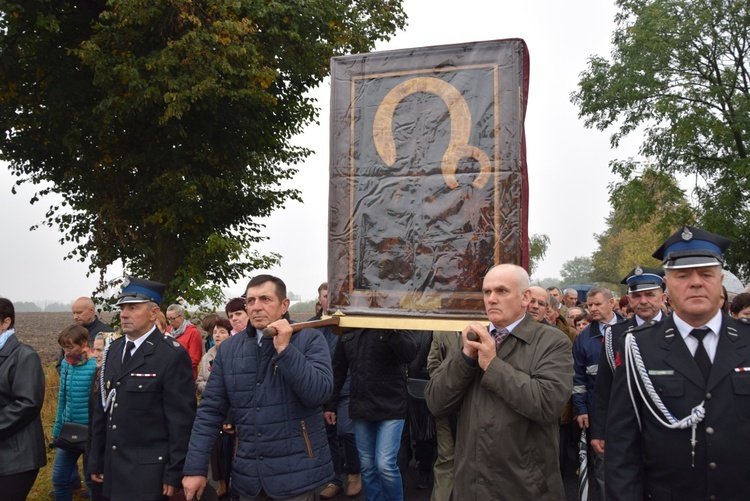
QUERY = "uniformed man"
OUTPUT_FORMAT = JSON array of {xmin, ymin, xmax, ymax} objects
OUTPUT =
[
  {"xmin": 590, "ymin": 266, "xmax": 666, "ymax": 454},
  {"xmin": 89, "ymin": 277, "xmax": 196, "ymax": 500},
  {"xmin": 605, "ymin": 226, "xmax": 750, "ymax": 500}
]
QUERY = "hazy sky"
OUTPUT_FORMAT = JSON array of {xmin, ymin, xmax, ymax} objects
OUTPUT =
[{"xmin": 1, "ymin": 0, "xmax": 643, "ymax": 305}]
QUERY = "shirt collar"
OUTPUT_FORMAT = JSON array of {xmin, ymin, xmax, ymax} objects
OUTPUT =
[
  {"xmin": 490, "ymin": 313, "xmax": 526, "ymax": 334},
  {"xmin": 672, "ymin": 309, "xmax": 723, "ymax": 340},
  {"xmin": 635, "ymin": 310, "xmax": 663, "ymax": 326},
  {"xmin": 126, "ymin": 325, "xmax": 157, "ymax": 352}
]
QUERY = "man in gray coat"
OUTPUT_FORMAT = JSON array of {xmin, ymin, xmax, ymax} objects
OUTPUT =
[{"xmin": 425, "ymin": 264, "xmax": 573, "ymax": 500}]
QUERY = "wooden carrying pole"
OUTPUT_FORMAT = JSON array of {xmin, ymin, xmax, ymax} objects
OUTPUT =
[
  {"xmin": 262, "ymin": 313, "xmax": 486, "ymax": 337},
  {"xmin": 262, "ymin": 316, "xmax": 341, "ymax": 338}
]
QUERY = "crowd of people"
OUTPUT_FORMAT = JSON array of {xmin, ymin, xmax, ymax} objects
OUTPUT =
[{"xmin": 2, "ymin": 225, "xmax": 750, "ymax": 500}]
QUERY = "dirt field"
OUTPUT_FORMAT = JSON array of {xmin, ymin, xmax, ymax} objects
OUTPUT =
[{"xmin": 16, "ymin": 310, "xmax": 315, "ymax": 364}]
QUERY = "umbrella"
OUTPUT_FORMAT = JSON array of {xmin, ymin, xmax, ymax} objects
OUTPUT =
[
  {"xmin": 723, "ymin": 270, "xmax": 746, "ymax": 295},
  {"xmin": 578, "ymin": 427, "xmax": 589, "ymax": 501}
]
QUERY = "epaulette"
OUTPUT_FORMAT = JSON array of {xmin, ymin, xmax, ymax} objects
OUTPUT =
[
  {"xmin": 729, "ymin": 318, "xmax": 750, "ymax": 339},
  {"xmin": 163, "ymin": 334, "xmax": 182, "ymax": 349},
  {"xmin": 632, "ymin": 319, "xmax": 659, "ymax": 333}
]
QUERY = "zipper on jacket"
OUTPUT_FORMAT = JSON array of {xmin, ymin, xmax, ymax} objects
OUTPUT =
[{"xmin": 300, "ymin": 420, "xmax": 314, "ymax": 458}]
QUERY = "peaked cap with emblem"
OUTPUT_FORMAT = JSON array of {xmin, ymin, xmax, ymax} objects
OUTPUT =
[
  {"xmin": 652, "ymin": 225, "xmax": 731, "ymax": 269},
  {"xmin": 115, "ymin": 276, "xmax": 166, "ymax": 306},
  {"xmin": 621, "ymin": 266, "xmax": 665, "ymax": 293}
]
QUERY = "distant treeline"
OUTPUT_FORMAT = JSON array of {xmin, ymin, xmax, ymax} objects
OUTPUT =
[{"xmin": 14, "ymin": 301, "xmax": 72, "ymax": 312}]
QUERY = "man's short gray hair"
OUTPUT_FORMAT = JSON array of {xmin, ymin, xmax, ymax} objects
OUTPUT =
[{"xmin": 587, "ymin": 286, "xmax": 613, "ymax": 301}]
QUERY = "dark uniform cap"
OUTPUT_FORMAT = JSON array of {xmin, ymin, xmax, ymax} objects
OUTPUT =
[
  {"xmin": 652, "ymin": 225, "xmax": 731, "ymax": 269},
  {"xmin": 115, "ymin": 276, "xmax": 166, "ymax": 306},
  {"xmin": 621, "ymin": 266, "xmax": 665, "ymax": 293}
]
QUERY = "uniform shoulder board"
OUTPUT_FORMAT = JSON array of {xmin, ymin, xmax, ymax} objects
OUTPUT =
[
  {"xmin": 162, "ymin": 334, "xmax": 182, "ymax": 348},
  {"xmin": 632, "ymin": 319, "xmax": 659, "ymax": 333},
  {"xmin": 734, "ymin": 317, "xmax": 750, "ymax": 334}
]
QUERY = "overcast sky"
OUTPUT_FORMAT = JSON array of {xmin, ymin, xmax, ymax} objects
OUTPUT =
[{"xmin": 1, "ymin": 0, "xmax": 644, "ymax": 305}]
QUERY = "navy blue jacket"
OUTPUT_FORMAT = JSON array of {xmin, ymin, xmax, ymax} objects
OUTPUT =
[
  {"xmin": 606, "ymin": 314, "xmax": 750, "ymax": 500},
  {"xmin": 183, "ymin": 327, "xmax": 334, "ymax": 498},
  {"xmin": 572, "ymin": 314, "xmax": 623, "ymax": 417}
]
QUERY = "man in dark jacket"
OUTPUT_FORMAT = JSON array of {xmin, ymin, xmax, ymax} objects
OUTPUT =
[
  {"xmin": 326, "ymin": 328, "xmax": 418, "ymax": 501},
  {"xmin": 57, "ymin": 297, "xmax": 113, "ymax": 373},
  {"xmin": 590, "ymin": 266, "xmax": 666, "ymax": 454},
  {"xmin": 183, "ymin": 275, "xmax": 334, "ymax": 501},
  {"xmin": 572, "ymin": 285, "xmax": 623, "ymax": 495},
  {"xmin": 89, "ymin": 277, "xmax": 196, "ymax": 501},
  {"xmin": 606, "ymin": 226, "xmax": 750, "ymax": 500}
]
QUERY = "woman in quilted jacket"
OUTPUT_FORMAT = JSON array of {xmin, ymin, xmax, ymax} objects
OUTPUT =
[{"xmin": 52, "ymin": 324, "xmax": 97, "ymax": 500}]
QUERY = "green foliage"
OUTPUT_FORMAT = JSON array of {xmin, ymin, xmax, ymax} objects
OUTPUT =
[
  {"xmin": 560, "ymin": 256, "xmax": 594, "ymax": 286},
  {"xmin": 591, "ymin": 167, "xmax": 694, "ymax": 293},
  {"xmin": 0, "ymin": 0, "xmax": 407, "ymax": 305},
  {"xmin": 528, "ymin": 233, "xmax": 550, "ymax": 277},
  {"xmin": 572, "ymin": 0, "xmax": 750, "ymax": 282}
]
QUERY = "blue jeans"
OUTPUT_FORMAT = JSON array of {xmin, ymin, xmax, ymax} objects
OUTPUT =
[
  {"xmin": 52, "ymin": 448, "xmax": 91, "ymax": 501},
  {"xmin": 352, "ymin": 419, "xmax": 404, "ymax": 501},
  {"xmin": 327, "ymin": 394, "xmax": 361, "ymax": 485}
]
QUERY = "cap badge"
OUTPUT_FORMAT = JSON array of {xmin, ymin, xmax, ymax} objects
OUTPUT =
[
  {"xmin": 122, "ymin": 277, "xmax": 130, "ymax": 288},
  {"xmin": 681, "ymin": 227, "xmax": 693, "ymax": 241},
  {"xmin": 634, "ymin": 266, "xmax": 643, "ymax": 276}
]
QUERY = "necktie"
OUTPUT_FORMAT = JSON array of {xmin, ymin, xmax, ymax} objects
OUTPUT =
[
  {"xmin": 123, "ymin": 341, "xmax": 135, "ymax": 365},
  {"xmin": 689, "ymin": 329, "xmax": 711, "ymax": 381},
  {"xmin": 491, "ymin": 328, "xmax": 510, "ymax": 347}
]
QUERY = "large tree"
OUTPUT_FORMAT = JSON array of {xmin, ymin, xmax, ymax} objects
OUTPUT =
[
  {"xmin": 0, "ymin": 0, "xmax": 406, "ymax": 304},
  {"xmin": 572, "ymin": 0, "xmax": 750, "ymax": 282}
]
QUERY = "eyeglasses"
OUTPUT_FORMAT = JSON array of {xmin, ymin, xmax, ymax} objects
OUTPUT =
[{"xmin": 167, "ymin": 314, "xmax": 183, "ymax": 321}]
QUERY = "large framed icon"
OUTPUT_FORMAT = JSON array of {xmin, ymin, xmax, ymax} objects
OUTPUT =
[{"xmin": 328, "ymin": 39, "xmax": 530, "ymax": 319}]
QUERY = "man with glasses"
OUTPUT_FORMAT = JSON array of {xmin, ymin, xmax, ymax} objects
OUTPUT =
[
  {"xmin": 527, "ymin": 286, "xmax": 550, "ymax": 323},
  {"xmin": 166, "ymin": 304, "xmax": 203, "ymax": 380}
]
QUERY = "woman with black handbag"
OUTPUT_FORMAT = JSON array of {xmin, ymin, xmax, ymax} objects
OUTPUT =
[{"xmin": 51, "ymin": 324, "xmax": 98, "ymax": 500}]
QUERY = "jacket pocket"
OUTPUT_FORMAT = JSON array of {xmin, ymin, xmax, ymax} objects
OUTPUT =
[
  {"xmin": 300, "ymin": 420, "xmax": 313, "ymax": 458},
  {"xmin": 137, "ymin": 447, "xmax": 168, "ymax": 465},
  {"xmin": 123, "ymin": 378, "xmax": 159, "ymax": 411},
  {"xmin": 731, "ymin": 373, "xmax": 750, "ymax": 420},
  {"xmin": 651, "ymin": 376, "xmax": 684, "ymax": 397}
]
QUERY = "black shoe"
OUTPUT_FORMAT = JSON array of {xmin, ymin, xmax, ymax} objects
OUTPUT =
[{"xmin": 416, "ymin": 474, "xmax": 431, "ymax": 490}]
